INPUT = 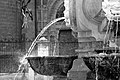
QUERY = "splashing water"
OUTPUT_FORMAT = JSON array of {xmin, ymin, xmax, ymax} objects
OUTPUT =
[
  {"xmin": 13, "ymin": 17, "xmax": 65, "ymax": 80},
  {"xmin": 95, "ymin": 57, "xmax": 98, "ymax": 80}
]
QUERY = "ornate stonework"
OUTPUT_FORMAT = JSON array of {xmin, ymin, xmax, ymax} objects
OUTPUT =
[{"xmin": 65, "ymin": 0, "xmax": 109, "ymax": 41}]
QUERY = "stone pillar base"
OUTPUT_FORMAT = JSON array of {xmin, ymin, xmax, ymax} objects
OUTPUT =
[{"xmin": 67, "ymin": 58, "xmax": 90, "ymax": 80}]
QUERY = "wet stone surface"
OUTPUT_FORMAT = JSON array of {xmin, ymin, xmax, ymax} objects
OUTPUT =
[{"xmin": 83, "ymin": 55, "xmax": 120, "ymax": 80}]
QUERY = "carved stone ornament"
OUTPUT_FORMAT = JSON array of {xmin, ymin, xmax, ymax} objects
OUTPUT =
[
  {"xmin": 102, "ymin": 0, "xmax": 120, "ymax": 21},
  {"xmin": 64, "ymin": 0, "xmax": 109, "ymax": 41}
]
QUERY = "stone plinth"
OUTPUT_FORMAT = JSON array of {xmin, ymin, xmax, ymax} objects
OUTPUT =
[{"xmin": 67, "ymin": 58, "xmax": 90, "ymax": 80}]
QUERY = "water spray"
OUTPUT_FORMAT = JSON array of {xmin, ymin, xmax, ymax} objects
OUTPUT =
[
  {"xmin": 14, "ymin": 17, "xmax": 65, "ymax": 80},
  {"xmin": 102, "ymin": 0, "xmax": 120, "ymax": 49}
]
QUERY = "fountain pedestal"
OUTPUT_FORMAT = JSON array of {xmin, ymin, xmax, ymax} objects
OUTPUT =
[
  {"xmin": 67, "ymin": 58, "xmax": 90, "ymax": 80},
  {"xmin": 67, "ymin": 32, "xmax": 103, "ymax": 80}
]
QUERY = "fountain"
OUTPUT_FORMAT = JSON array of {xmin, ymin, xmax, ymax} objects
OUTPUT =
[
  {"xmin": 16, "ymin": 0, "xmax": 120, "ymax": 80},
  {"xmin": 26, "ymin": 56, "xmax": 77, "ymax": 76},
  {"xmin": 79, "ymin": 0, "xmax": 120, "ymax": 80},
  {"xmin": 13, "ymin": 0, "xmax": 78, "ymax": 79},
  {"xmin": 12, "ymin": 17, "xmax": 78, "ymax": 80},
  {"xmin": 83, "ymin": 49, "xmax": 120, "ymax": 80},
  {"xmin": 23, "ymin": 17, "xmax": 78, "ymax": 77},
  {"xmin": 64, "ymin": 0, "xmax": 120, "ymax": 80}
]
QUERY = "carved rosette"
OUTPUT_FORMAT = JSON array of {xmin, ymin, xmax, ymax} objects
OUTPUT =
[{"xmin": 64, "ymin": 0, "xmax": 108, "ymax": 41}]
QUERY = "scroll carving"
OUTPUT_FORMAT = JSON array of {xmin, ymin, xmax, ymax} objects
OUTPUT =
[{"xmin": 68, "ymin": 0, "xmax": 108, "ymax": 41}]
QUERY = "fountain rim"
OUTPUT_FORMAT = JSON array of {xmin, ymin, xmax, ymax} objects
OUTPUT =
[
  {"xmin": 81, "ymin": 53, "xmax": 120, "ymax": 58},
  {"xmin": 25, "ymin": 55, "xmax": 78, "ymax": 59}
]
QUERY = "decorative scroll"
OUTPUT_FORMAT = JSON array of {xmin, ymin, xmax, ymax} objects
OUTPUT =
[
  {"xmin": 83, "ymin": 0, "xmax": 105, "ymax": 23},
  {"xmin": 67, "ymin": 0, "xmax": 108, "ymax": 40}
]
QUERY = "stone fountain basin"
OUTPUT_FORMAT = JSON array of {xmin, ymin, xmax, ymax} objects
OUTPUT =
[
  {"xmin": 83, "ymin": 53, "xmax": 120, "ymax": 79},
  {"xmin": 26, "ymin": 56, "xmax": 78, "ymax": 76}
]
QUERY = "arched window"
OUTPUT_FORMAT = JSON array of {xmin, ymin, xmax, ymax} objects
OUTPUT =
[{"xmin": 56, "ymin": 4, "xmax": 65, "ymax": 22}]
